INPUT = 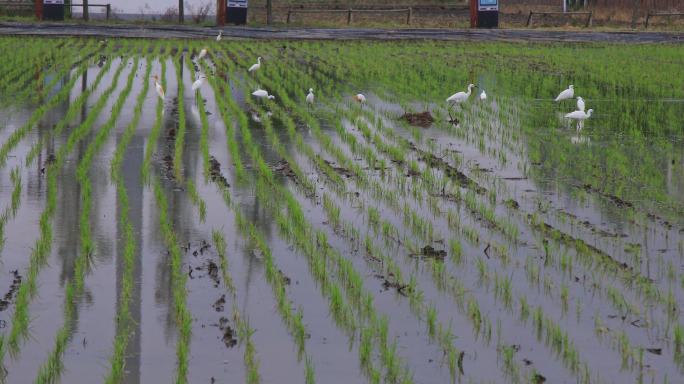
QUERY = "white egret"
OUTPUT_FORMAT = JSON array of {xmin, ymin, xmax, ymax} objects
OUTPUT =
[
  {"xmin": 447, "ymin": 84, "xmax": 476, "ymax": 105},
  {"xmin": 306, "ymin": 88, "xmax": 314, "ymax": 106},
  {"xmin": 565, "ymin": 108, "xmax": 593, "ymax": 130},
  {"xmin": 576, "ymin": 96, "xmax": 585, "ymax": 111},
  {"xmin": 192, "ymin": 75, "xmax": 206, "ymax": 92},
  {"xmin": 248, "ymin": 57, "xmax": 262, "ymax": 73},
  {"xmin": 152, "ymin": 75, "xmax": 165, "ymax": 100},
  {"xmin": 555, "ymin": 85, "xmax": 574, "ymax": 102},
  {"xmin": 352, "ymin": 94, "xmax": 366, "ymax": 105},
  {"xmin": 480, "ymin": 90, "xmax": 487, "ymax": 100},
  {"xmin": 197, "ymin": 48, "xmax": 208, "ymax": 60},
  {"xmin": 252, "ymin": 89, "xmax": 275, "ymax": 100},
  {"xmin": 216, "ymin": 31, "xmax": 222, "ymax": 41}
]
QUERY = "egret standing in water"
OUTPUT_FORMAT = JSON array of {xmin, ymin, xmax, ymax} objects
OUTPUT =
[
  {"xmin": 252, "ymin": 89, "xmax": 275, "ymax": 100},
  {"xmin": 555, "ymin": 85, "xmax": 574, "ymax": 102},
  {"xmin": 480, "ymin": 90, "xmax": 487, "ymax": 100},
  {"xmin": 352, "ymin": 94, "xmax": 366, "ymax": 105},
  {"xmin": 576, "ymin": 96, "xmax": 585, "ymax": 111},
  {"xmin": 306, "ymin": 88, "xmax": 314, "ymax": 108},
  {"xmin": 197, "ymin": 48, "xmax": 208, "ymax": 60},
  {"xmin": 447, "ymin": 84, "xmax": 477, "ymax": 106},
  {"xmin": 192, "ymin": 75, "xmax": 206, "ymax": 92},
  {"xmin": 152, "ymin": 75, "xmax": 165, "ymax": 101},
  {"xmin": 565, "ymin": 109, "xmax": 593, "ymax": 131},
  {"xmin": 248, "ymin": 57, "xmax": 262, "ymax": 73},
  {"xmin": 216, "ymin": 31, "xmax": 222, "ymax": 41}
]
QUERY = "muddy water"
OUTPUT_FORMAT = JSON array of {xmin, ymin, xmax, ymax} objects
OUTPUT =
[{"xmin": 0, "ymin": 41, "xmax": 683, "ymax": 384}]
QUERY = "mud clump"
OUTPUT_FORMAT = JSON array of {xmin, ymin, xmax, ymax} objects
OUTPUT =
[
  {"xmin": 375, "ymin": 274, "xmax": 409, "ymax": 296},
  {"xmin": 0, "ymin": 270, "xmax": 22, "ymax": 311},
  {"xmin": 401, "ymin": 111, "xmax": 434, "ymax": 128},
  {"xmin": 209, "ymin": 156, "xmax": 230, "ymax": 188},
  {"xmin": 419, "ymin": 245, "xmax": 447, "ymax": 260},
  {"xmin": 218, "ymin": 316, "xmax": 237, "ymax": 348},
  {"xmin": 207, "ymin": 260, "xmax": 220, "ymax": 286},
  {"xmin": 212, "ymin": 294, "xmax": 226, "ymax": 312},
  {"xmin": 278, "ymin": 269, "xmax": 291, "ymax": 285},
  {"xmin": 274, "ymin": 160, "xmax": 296, "ymax": 179},
  {"xmin": 323, "ymin": 159, "xmax": 354, "ymax": 178}
]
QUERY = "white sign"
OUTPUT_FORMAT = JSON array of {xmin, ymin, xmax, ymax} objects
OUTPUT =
[
  {"xmin": 44, "ymin": 0, "xmax": 65, "ymax": 4},
  {"xmin": 228, "ymin": 0, "xmax": 248, "ymax": 8},
  {"xmin": 478, "ymin": 0, "xmax": 498, "ymax": 11}
]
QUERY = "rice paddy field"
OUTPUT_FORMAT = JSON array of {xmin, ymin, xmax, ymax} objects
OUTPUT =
[{"xmin": 0, "ymin": 36, "xmax": 683, "ymax": 384}]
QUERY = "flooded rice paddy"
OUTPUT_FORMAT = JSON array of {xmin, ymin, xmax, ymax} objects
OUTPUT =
[{"xmin": 0, "ymin": 37, "xmax": 683, "ymax": 383}]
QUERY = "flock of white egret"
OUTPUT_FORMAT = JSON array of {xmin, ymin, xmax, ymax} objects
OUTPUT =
[
  {"xmin": 555, "ymin": 84, "xmax": 594, "ymax": 130},
  {"xmin": 151, "ymin": 38, "xmax": 592, "ymax": 133}
]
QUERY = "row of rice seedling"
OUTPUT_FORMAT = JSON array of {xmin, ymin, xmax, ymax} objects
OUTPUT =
[
  {"xmin": 0, "ymin": 167, "xmax": 23, "ymax": 259},
  {"xmin": 104, "ymin": 44, "xmax": 156, "ymax": 383},
  {"xmin": 146, "ymin": 50, "xmax": 193, "ymax": 381},
  {"xmin": 172, "ymin": 53, "xmax": 188, "ymax": 182},
  {"xmin": 0, "ymin": 53, "xmax": 128, "ymax": 371},
  {"xmin": 141, "ymin": 44, "xmax": 170, "ymax": 183}
]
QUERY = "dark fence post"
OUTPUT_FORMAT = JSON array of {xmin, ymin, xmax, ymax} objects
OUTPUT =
[
  {"xmin": 586, "ymin": 11, "xmax": 592, "ymax": 27},
  {"xmin": 106, "ymin": 4, "xmax": 111, "ymax": 20},
  {"xmin": 286, "ymin": 9, "xmax": 291, "ymax": 24},
  {"xmin": 526, "ymin": 11, "xmax": 533, "ymax": 27},
  {"xmin": 347, "ymin": 8, "xmax": 352, "ymax": 25},
  {"xmin": 407, "ymin": 7, "xmax": 412, "ymax": 25},
  {"xmin": 630, "ymin": 0, "xmax": 640, "ymax": 29}
]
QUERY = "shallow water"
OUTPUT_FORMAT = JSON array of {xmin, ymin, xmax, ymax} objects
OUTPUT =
[{"xmin": 0, "ymin": 38, "xmax": 683, "ymax": 384}]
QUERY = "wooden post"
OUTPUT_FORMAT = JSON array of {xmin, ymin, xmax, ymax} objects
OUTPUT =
[
  {"xmin": 526, "ymin": 11, "xmax": 534, "ymax": 27},
  {"xmin": 406, "ymin": 7, "xmax": 412, "ymax": 25},
  {"xmin": 35, "ymin": 0, "xmax": 43, "ymax": 20},
  {"xmin": 106, "ymin": 4, "xmax": 110, "ymax": 20},
  {"xmin": 586, "ymin": 11, "xmax": 593, "ymax": 27},
  {"xmin": 630, "ymin": 0, "xmax": 640, "ymax": 29},
  {"xmin": 179, "ymin": 0, "xmax": 184, "ymax": 23},
  {"xmin": 287, "ymin": 9, "xmax": 291, "ymax": 23},
  {"xmin": 83, "ymin": 0, "xmax": 89, "ymax": 20},
  {"xmin": 347, "ymin": 8, "xmax": 353, "ymax": 25},
  {"xmin": 266, "ymin": 0, "xmax": 272, "ymax": 25},
  {"xmin": 470, "ymin": 0, "xmax": 477, "ymax": 28},
  {"xmin": 217, "ymin": 0, "xmax": 226, "ymax": 26},
  {"xmin": 645, "ymin": 12, "xmax": 650, "ymax": 28}
]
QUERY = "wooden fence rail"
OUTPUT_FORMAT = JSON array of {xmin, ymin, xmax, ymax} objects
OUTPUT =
[
  {"xmin": 286, "ymin": 7, "xmax": 413, "ymax": 25},
  {"xmin": 645, "ymin": 12, "xmax": 684, "ymax": 28},
  {"xmin": 526, "ymin": 11, "xmax": 593, "ymax": 27}
]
